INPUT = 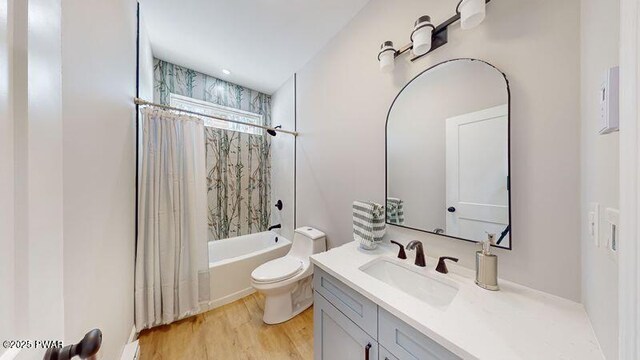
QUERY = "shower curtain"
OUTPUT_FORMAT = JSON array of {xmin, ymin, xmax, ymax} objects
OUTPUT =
[{"xmin": 135, "ymin": 107, "xmax": 209, "ymax": 331}]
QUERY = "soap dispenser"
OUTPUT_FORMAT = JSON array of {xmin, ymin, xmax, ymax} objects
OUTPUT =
[{"xmin": 475, "ymin": 233, "xmax": 499, "ymax": 291}]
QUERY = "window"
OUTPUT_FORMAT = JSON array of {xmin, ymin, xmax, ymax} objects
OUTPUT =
[{"xmin": 169, "ymin": 93, "xmax": 264, "ymax": 135}]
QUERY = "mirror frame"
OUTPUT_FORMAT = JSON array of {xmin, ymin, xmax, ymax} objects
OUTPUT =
[{"xmin": 384, "ymin": 58, "xmax": 512, "ymax": 250}]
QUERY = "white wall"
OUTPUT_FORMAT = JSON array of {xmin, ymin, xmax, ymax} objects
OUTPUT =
[
  {"xmin": 617, "ymin": 1, "xmax": 640, "ymax": 358},
  {"xmin": 139, "ymin": 14, "xmax": 154, "ymax": 101},
  {"xmin": 296, "ymin": 0, "xmax": 582, "ymax": 300},
  {"xmin": 0, "ymin": 0, "xmax": 14, "ymax": 354},
  {"xmin": 14, "ymin": 0, "xmax": 67, "ymax": 349},
  {"xmin": 61, "ymin": 0, "xmax": 136, "ymax": 358},
  {"xmin": 1, "ymin": 1, "xmax": 137, "ymax": 358},
  {"xmin": 580, "ymin": 0, "xmax": 620, "ymax": 358},
  {"xmin": 271, "ymin": 76, "xmax": 297, "ymax": 240},
  {"xmin": 1, "ymin": 3, "xmax": 73, "ymax": 359}
]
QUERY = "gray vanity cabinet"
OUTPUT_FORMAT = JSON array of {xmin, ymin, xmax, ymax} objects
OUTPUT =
[
  {"xmin": 314, "ymin": 292, "xmax": 378, "ymax": 360},
  {"xmin": 379, "ymin": 346, "xmax": 399, "ymax": 360},
  {"xmin": 313, "ymin": 267, "xmax": 461, "ymax": 360},
  {"xmin": 313, "ymin": 267, "xmax": 378, "ymax": 336},
  {"xmin": 378, "ymin": 308, "xmax": 460, "ymax": 360}
]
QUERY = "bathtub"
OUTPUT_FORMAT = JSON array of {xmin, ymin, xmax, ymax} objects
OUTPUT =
[{"xmin": 207, "ymin": 231, "xmax": 291, "ymax": 309}]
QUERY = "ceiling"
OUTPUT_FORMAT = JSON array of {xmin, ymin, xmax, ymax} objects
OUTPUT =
[{"xmin": 141, "ymin": 0, "xmax": 371, "ymax": 94}]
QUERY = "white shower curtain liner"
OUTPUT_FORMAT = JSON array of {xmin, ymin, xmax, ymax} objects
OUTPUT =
[{"xmin": 135, "ymin": 107, "xmax": 209, "ymax": 331}]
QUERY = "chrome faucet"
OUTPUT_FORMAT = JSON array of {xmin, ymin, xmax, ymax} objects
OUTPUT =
[{"xmin": 406, "ymin": 240, "xmax": 426, "ymax": 267}]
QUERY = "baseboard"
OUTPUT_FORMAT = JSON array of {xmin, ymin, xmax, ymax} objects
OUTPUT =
[
  {"xmin": 0, "ymin": 349, "xmax": 20, "ymax": 360},
  {"xmin": 119, "ymin": 324, "xmax": 139, "ymax": 360},
  {"xmin": 127, "ymin": 325, "xmax": 137, "ymax": 343},
  {"xmin": 203, "ymin": 287, "xmax": 256, "ymax": 312},
  {"xmin": 120, "ymin": 340, "xmax": 139, "ymax": 360}
]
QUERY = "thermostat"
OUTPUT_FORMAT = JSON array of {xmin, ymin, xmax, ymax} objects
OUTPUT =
[{"xmin": 599, "ymin": 66, "xmax": 619, "ymax": 134}]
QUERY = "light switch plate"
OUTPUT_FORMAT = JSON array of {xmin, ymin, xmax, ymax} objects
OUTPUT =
[
  {"xmin": 605, "ymin": 208, "xmax": 619, "ymax": 257},
  {"xmin": 588, "ymin": 203, "xmax": 599, "ymax": 247},
  {"xmin": 599, "ymin": 66, "xmax": 620, "ymax": 134}
]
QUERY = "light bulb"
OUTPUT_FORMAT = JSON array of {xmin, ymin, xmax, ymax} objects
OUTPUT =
[
  {"xmin": 458, "ymin": 0, "xmax": 486, "ymax": 30},
  {"xmin": 378, "ymin": 41, "xmax": 396, "ymax": 73},
  {"xmin": 411, "ymin": 16, "xmax": 434, "ymax": 56}
]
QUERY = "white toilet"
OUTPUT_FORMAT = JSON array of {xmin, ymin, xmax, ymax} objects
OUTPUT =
[{"xmin": 251, "ymin": 226, "xmax": 326, "ymax": 324}]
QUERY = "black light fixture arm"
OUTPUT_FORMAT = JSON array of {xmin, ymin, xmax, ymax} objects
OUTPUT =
[{"xmin": 393, "ymin": 0, "xmax": 491, "ymax": 62}]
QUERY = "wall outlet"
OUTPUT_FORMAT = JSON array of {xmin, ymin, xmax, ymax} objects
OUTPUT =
[
  {"xmin": 588, "ymin": 203, "xmax": 599, "ymax": 246},
  {"xmin": 604, "ymin": 208, "xmax": 619, "ymax": 257}
]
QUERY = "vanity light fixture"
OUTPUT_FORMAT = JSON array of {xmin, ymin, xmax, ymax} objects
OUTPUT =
[{"xmin": 378, "ymin": 0, "xmax": 491, "ymax": 70}]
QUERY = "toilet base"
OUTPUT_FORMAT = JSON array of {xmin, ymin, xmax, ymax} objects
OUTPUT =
[
  {"xmin": 263, "ymin": 296, "xmax": 313, "ymax": 324},
  {"xmin": 253, "ymin": 276, "xmax": 314, "ymax": 324}
]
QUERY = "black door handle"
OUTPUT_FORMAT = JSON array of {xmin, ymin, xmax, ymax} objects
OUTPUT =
[
  {"xmin": 43, "ymin": 329, "xmax": 102, "ymax": 360},
  {"xmin": 447, "ymin": 206, "xmax": 456, "ymax": 213},
  {"xmin": 365, "ymin": 343, "xmax": 371, "ymax": 360}
]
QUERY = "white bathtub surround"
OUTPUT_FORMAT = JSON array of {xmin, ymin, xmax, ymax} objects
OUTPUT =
[
  {"xmin": 251, "ymin": 227, "xmax": 327, "ymax": 324},
  {"xmin": 207, "ymin": 231, "xmax": 291, "ymax": 309},
  {"xmin": 311, "ymin": 242, "xmax": 604, "ymax": 360},
  {"xmin": 270, "ymin": 76, "xmax": 297, "ymax": 242},
  {"xmin": 135, "ymin": 108, "xmax": 210, "ymax": 331}
]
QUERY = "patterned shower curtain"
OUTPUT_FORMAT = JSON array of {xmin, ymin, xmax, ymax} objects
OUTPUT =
[
  {"xmin": 205, "ymin": 127, "xmax": 271, "ymax": 240},
  {"xmin": 154, "ymin": 59, "xmax": 271, "ymax": 241}
]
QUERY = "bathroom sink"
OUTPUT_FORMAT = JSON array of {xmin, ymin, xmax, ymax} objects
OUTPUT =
[{"xmin": 360, "ymin": 258, "xmax": 459, "ymax": 310}]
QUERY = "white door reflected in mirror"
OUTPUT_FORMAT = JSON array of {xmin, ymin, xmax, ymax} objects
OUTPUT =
[
  {"xmin": 445, "ymin": 105, "xmax": 509, "ymax": 246},
  {"xmin": 386, "ymin": 59, "xmax": 511, "ymax": 248}
]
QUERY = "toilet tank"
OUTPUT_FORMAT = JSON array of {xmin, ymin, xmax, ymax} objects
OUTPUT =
[{"xmin": 288, "ymin": 226, "xmax": 326, "ymax": 259}]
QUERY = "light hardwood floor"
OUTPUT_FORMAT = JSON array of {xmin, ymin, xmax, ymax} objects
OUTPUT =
[{"xmin": 138, "ymin": 293, "xmax": 314, "ymax": 360}]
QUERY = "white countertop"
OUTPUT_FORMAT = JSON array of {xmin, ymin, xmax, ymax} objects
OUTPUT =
[{"xmin": 310, "ymin": 241, "xmax": 604, "ymax": 360}]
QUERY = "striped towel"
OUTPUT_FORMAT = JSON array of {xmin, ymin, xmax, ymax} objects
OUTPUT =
[
  {"xmin": 386, "ymin": 197, "xmax": 405, "ymax": 225},
  {"xmin": 353, "ymin": 201, "xmax": 386, "ymax": 249}
]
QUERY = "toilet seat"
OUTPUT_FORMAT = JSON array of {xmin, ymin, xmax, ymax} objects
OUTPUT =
[{"xmin": 251, "ymin": 256, "xmax": 303, "ymax": 284}]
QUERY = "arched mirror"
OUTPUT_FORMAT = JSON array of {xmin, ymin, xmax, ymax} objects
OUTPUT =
[{"xmin": 386, "ymin": 59, "xmax": 511, "ymax": 249}]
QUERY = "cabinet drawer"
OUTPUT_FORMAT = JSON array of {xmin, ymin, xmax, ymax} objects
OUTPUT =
[
  {"xmin": 379, "ymin": 345, "xmax": 399, "ymax": 360},
  {"xmin": 379, "ymin": 308, "xmax": 461, "ymax": 360},
  {"xmin": 314, "ymin": 267, "xmax": 378, "ymax": 337},
  {"xmin": 314, "ymin": 291, "xmax": 378, "ymax": 360}
]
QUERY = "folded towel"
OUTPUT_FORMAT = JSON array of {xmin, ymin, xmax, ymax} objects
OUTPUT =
[
  {"xmin": 353, "ymin": 201, "xmax": 386, "ymax": 249},
  {"xmin": 371, "ymin": 203, "xmax": 386, "ymax": 240},
  {"xmin": 386, "ymin": 197, "xmax": 405, "ymax": 225}
]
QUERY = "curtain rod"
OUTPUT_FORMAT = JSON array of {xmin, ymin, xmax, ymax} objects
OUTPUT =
[{"xmin": 134, "ymin": 97, "xmax": 298, "ymax": 136}]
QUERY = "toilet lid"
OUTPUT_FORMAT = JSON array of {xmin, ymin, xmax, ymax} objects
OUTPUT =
[{"xmin": 252, "ymin": 256, "xmax": 303, "ymax": 283}]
